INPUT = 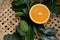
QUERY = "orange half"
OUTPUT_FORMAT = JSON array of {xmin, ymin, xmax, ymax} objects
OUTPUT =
[{"xmin": 29, "ymin": 4, "xmax": 50, "ymax": 24}]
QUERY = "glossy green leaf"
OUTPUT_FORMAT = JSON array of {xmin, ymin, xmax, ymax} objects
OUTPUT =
[
  {"xmin": 41, "ymin": 35, "xmax": 49, "ymax": 40},
  {"xmin": 16, "ymin": 12, "xmax": 25, "ymax": 16},
  {"xmin": 41, "ymin": 35, "xmax": 58, "ymax": 40},
  {"xmin": 39, "ymin": 27, "xmax": 45, "ymax": 32},
  {"xmin": 44, "ymin": 28, "xmax": 57, "ymax": 36},
  {"xmin": 13, "ymin": 0, "xmax": 25, "ymax": 6},
  {"xmin": 47, "ymin": 36, "xmax": 58, "ymax": 40},
  {"xmin": 20, "ymin": 20, "xmax": 29, "ymax": 32},
  {"xmin": 33, "ymin": 26, "xmax": 37, "ymax": 34},
  {"xmin": 16, "ymin": 25, "xmax": 25, "ymax": 36},
  {"xmin": 23, "ymin": 8, "xmax": 28, "ymax": 15},
  {"xmin": 25, "ymin": 28, "xmax": 34, "ymax": 40},
  {"xmin": 4, "ymin": 33, "xmax": 21, "ymax": 40},
  {"xmin": 4, "ymin": 34, "xmax": 11, "ymax": 40}
]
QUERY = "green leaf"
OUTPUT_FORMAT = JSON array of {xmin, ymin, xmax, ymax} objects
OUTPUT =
[
  {"xmin": 13, "ymin": 0, "xmax": 25, "ymax": 6},
  {"xmin": 4, "ymin": 33, "xmax": 21, "ymax": 40},
  {"xmin": 23, "ymin": 8, "xmax": 28, "ymax": 15},
  {"xmin": 36, "ymin": 24, "xmax": 45, "ymax": 33},
  {"xmin": 4, "ymin": 34, "xmax": 11, "ymax": 40},
  {"xmin": 47, "ymin": 36, "xmax": 58, "ymax": 40},
  {"xmin": 33, "ymin": 26, "xmax": 37, "ymax": 34},
  {"xmin": 41, "ymin": 35, "xmax": 49, "ymax": 40},
  {"xmin": 51, "ymin": 6, "xmax": 60, "ymax": 16},
  {"xmin": 25, "ymin": 28, "xmax": 34, "ymax": 40},
  {"xmin": 16, "ymin": 12, "xmax": 25, "ymax": 16},
  {"xmin": 41, "ymin": 35, "xmax": 58, "ymax": 40},
  {"xmin": 33, "ymin": 0, "xmax": 40, "ymax": 3},
  {"xmin": 44, "ymin": 28, "xmax": 57, "ymax": 36},
  {"xmin": 39, "ymin": 27, "xmax": 45, "ymax": 33},
  {"xmin": 20, "ymin": 20, "xmax": 29, "ymax": 32},
  {"xmin": 53, "ymin": 6, "xmax": 60, "ymax": 14},
  {"xmin": 16, "ymin": 25, "xmax": 25, "ymax": 36}
]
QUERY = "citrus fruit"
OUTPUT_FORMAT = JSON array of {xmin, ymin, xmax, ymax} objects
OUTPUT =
[{"xmin": 29, "ymin": 4, "xmax": 50, "ymax": 24}]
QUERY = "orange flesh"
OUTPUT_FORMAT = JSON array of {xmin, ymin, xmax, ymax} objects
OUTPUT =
[{"xmin": 29, "ymin": 4, "xmax": 50, "ymax": 24}]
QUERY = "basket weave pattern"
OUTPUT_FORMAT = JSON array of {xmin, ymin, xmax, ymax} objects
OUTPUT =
[
  {"xmin": 44, "ymin": 15, "xmax": 60, "ymax": 40},
  {"xmin": 0, "ymin": 0, "xmax": 20, "ymax": 40}
]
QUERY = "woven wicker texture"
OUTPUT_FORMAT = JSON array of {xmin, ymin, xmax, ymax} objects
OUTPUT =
[
  {"xmin": 0, "ymin": 0, "xmax": 20, "ymax": 40},
  {"xmin": 44, "ymin": 15, "xmax": 60, "ymax": 40}
]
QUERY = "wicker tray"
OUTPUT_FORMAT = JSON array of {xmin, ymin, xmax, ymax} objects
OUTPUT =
[{"xmin": 0, "ymin": 0, "xmax": 20, "ymax": 40}]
